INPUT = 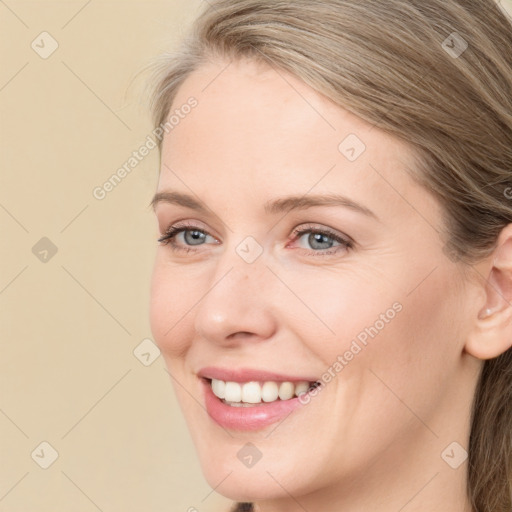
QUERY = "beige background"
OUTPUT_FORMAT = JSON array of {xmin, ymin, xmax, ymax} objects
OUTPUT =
[{"xmin": 1, "ymin": 1, "xmax": 511, "ymax": 511}]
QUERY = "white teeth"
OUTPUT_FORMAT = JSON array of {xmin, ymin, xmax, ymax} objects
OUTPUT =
[
  {"xmin": 278, "ymin": 382, "xmax": 295, "ymax": 400},
  {"xmin": 209, "ymin": 379, "xmax": 313, "ymax": 405},
  {"xmin": 224, "ymin": 381, "xmax": 242, "ymax": 402},
  {"xmin": 294, "ymin": 381, "xmax": 309, "ymax": 396},
  {"xmin": 242, "ymin": 382, "xmax": 262, "ymax": 403},
  {"xmin": 261, "ymin": 381, "xmax": 279, "ymax": 402},
  {"xmin": 211, "ymin": 379, "xmax": 225, "ymax": 399}
]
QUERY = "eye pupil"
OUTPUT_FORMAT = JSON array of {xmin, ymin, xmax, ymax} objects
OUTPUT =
[
  {"xmin": 184, "ymin": 230, "xmax": 206, "ymax": 245},
  {"xmin": 309, "ymin": 232, "xmax": 334, "ymax": 250}
]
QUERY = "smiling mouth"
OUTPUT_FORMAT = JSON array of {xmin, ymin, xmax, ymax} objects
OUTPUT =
[{"xmin": 205, "ymin": 378, "xmax": 321, "ymax": 407}]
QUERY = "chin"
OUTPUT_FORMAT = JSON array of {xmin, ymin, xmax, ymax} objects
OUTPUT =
[{"xmin": 192, "ymin": 435, "xmax": 321, "ymax": 502}]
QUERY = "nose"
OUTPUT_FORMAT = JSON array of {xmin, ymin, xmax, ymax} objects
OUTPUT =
[{"xmin": 193, "ymin": 253, "xmax": 277, "ymax": 346}]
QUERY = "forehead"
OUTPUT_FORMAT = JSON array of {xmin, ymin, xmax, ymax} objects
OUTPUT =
[
  {"xmin": 165, "ymin": 57, "xmax": 402, "ymax": 156},
  {"xmin": 158, "ymin": 57, "xmax": 434, "ymax": 225}
]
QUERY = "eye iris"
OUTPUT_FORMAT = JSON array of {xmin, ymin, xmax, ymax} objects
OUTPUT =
[
  {"xmin": 309, "ymin": 232, "xmax": 334, "ymax": 250},
  {"xmin": 184, "ymin": 229, "xmax": 206, "ymax": 245}
]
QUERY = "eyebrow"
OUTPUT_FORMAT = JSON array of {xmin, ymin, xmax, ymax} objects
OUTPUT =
[{"xmin": 150, "ymin": 190, "xmax": 378, "ymax": 220}]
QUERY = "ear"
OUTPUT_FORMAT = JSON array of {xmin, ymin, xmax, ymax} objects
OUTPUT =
[{"xmin": 465, "ymin": 223, "xmax": 512, "ymax": 360}]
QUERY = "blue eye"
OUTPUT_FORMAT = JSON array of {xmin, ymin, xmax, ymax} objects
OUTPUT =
[
  {"xmin": 157, "ymin": 224, "xmax": 216, "ymax": 252},
  {"xmin": 157, "ymin": 222, "xmax": 353, "ymax": 256},
  {"xmin": 290, "ymin": 225, "xmax": 353, "ymax": 255}
]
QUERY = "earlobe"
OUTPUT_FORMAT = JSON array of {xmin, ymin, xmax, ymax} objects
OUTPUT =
[
  {"xmin": 477, "ymin": 305, "xmax": 500, "ymax": 320},
  {"xmin": 465, "ymin": 225, "xmax": 512, "ymax": 360}
]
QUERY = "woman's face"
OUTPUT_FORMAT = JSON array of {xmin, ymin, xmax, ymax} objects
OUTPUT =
[{"xmin": 150, "ymin": 57, "xmax": 481, "ymax": 503}]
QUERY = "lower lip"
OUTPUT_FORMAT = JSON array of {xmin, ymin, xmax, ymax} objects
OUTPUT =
[{"xmin": 201, "ymin": 379, "xmax": 308, "ymax": 431}]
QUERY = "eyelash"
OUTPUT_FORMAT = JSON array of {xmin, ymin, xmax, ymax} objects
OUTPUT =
[{"xmin": 157, "ymin": 221, "xmax": 353, "ymax": 256}]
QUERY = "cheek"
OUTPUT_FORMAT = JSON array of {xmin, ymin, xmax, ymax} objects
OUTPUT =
[
  {"xmin": 149, "ymin": 259, "xmax": 192, "ymax": 358},
  {"xmin": 349, "ymin": 269, "xmax": 463, "ymax": 422},
  {"xmin": 301, "ymin": 263, "xmax": 460, "ymax": 420},
  {"xmin": 288, "ymin": 267, "xmax": 402, "ymax": 366}
]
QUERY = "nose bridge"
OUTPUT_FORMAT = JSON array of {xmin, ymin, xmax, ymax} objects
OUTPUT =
[
  {"xmin": 207, "ymin": 233, "xmax": 270, "ymax": 299},
  {"xmin": 193, "ymin": 240, "xmax": 276, "ymax": 343}
]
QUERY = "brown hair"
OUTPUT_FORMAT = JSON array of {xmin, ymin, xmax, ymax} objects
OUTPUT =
[{"xmin": 147, "ymin": 1, "xmax": 512, "ymax": 510}]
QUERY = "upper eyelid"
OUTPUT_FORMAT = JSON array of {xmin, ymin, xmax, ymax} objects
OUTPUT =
[{"xmin": 161, "ymin": 221, "xmax": 345, "ymax": 237}]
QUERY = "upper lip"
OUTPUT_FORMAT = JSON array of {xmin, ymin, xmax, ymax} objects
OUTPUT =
[{"xmin": 197, "ymin": 366, "xmax": 318, "ymax": 383}]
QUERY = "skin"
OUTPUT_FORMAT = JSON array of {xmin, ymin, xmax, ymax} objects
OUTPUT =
[{"xmin": 149, "ymin": 56, "xmax": 512, "ymax": 512}]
